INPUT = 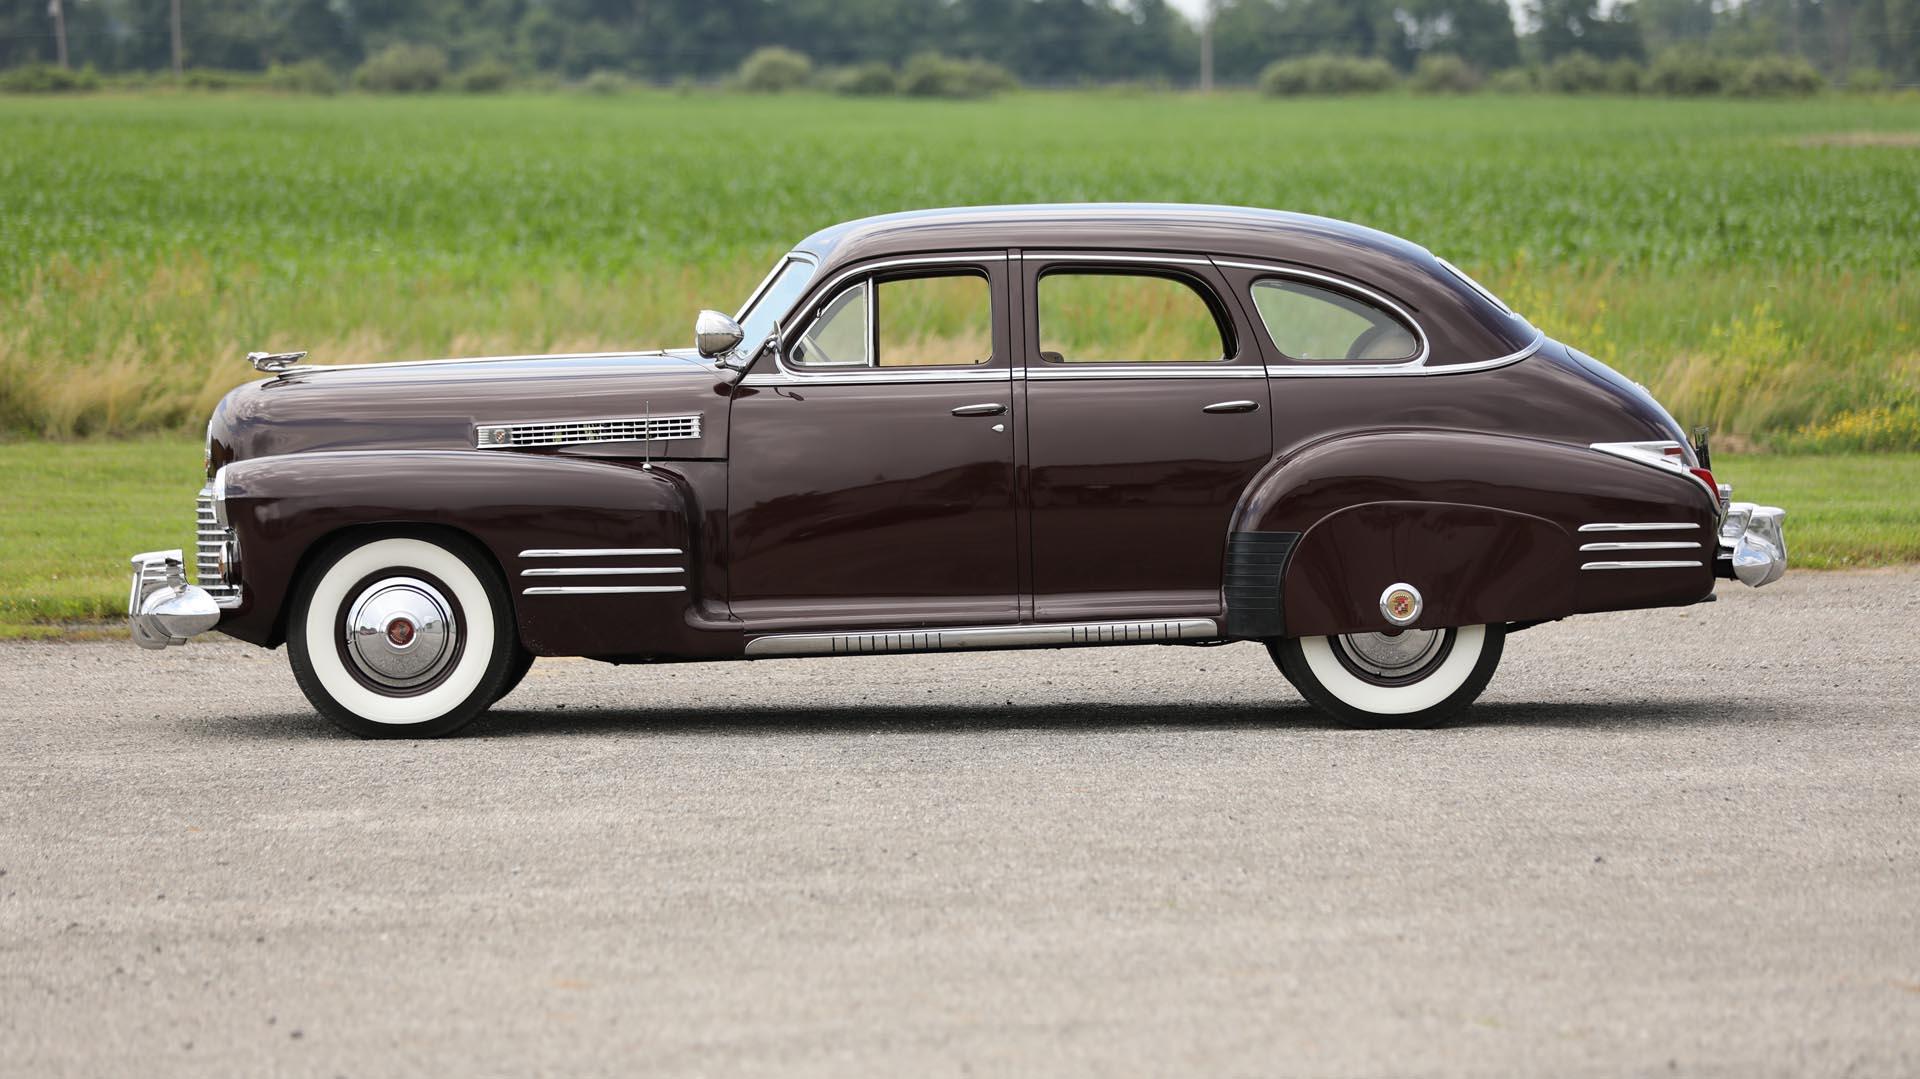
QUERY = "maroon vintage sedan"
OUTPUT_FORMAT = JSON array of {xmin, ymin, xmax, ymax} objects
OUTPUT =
[{"xmin": 129, "ymin": 204, "xmax": 1787, "ymax": 737}]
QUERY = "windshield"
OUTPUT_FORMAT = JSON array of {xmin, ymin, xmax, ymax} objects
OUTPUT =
[{"xmin": 734, "ymin": 255, "xmax": 816, "ymax": 359}]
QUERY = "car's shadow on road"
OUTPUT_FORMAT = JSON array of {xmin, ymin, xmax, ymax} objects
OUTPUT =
[{"xmin": 201, "ymin": 696, "xmax": 1787, "ymax": 742}]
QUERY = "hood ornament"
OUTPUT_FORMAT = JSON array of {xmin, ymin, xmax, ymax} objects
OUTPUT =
[{"xmin": 247, "ymin": 350, "xmax": 308, "ymax": 373}]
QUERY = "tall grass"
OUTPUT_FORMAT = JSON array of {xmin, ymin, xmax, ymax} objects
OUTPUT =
[{"xmin": 2, "ymin": 92, "xmax": 1917, "ymax": 446}]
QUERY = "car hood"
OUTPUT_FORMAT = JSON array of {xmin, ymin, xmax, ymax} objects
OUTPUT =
[{"xmin": 209, "ymin": 350, "xmax": 736, "ymax": 469}]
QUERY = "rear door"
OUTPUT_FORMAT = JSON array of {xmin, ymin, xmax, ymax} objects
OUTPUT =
[{"xmin": 1017, "ymin": 253, "xmax": 1273, "ymax": 620}]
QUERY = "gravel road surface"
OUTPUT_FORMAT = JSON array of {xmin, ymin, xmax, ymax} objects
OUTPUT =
[{"xmin": 3, "ymin": 570, "xmax": 1917, "ymax": 1077}]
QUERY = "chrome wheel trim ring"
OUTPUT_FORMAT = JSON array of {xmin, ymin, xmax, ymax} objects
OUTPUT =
[
  {"xmin": 1333, "ymin": 628, "xmax": 1453, "ymax": 686},
  {"xmin": 342, "ymin": 576, "xmax": 459, "ymax": 691}
]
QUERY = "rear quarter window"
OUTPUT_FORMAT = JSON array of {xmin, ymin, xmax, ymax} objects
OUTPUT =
[{"xmin": 1250, "ymin": 279, "xmax": 1420, "ymax": 363}]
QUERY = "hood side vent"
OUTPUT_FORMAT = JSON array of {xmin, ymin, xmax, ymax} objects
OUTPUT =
[{"xmin": 476, "ymin": 414, "xmax": 702, "ymax": 450}]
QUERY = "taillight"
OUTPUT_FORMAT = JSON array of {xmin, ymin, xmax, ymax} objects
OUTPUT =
[{"xmin": 1688, "ymin": 466, "xmax": 1718, "ymax": 504}]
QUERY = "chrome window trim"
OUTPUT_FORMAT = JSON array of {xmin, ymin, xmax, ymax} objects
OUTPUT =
[
  {"xmin": 1577, "ymin": 541, "xmax": 1703, "ymax": 552},
  {"xmin": 1434, "ymin": 255, "xmax": 1518, "ymax": 318},
  {"xmin": 733, "ymin": 251, "xmax": 819, "ymax": 325},
  {"xmin": 1576, "ymin": 522, "xmax": 1699, "ymax": 533},
  {"xmin": 770, "ymin": 254, "xmax": 1009, "ymax": 385},
  {"xmin": 521, "ymin": 585, "xmax": 689, "ymax": 596},
  {"xmin": 520, "ymin": 566, "xmax": 684, "ymax": 577},
  {"xmin": 1579, "ymin": 561, "xmax": 1705, "ymax": 571},
  {"xmin": 1026, "ymin": 251, "xmax": 1241, "ymax": 368},
  {"xmin": 744, "ymin": 617, "xmax": 1219, "ymax": 657},
  {"xmin": 1216, "ymin": 259, "xmax": 1430, "ymax": 371},
  {"xmin": 519, "ymin": 548, "xmax": 683, "ymax": 558}
]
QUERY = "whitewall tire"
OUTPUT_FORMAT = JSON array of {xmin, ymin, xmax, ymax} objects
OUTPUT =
[
  {"xmin": 1271, "ymin": 623, "xmax": 1505, "ymax": 729},
  {"xmin": 288, "ymin": 534, "xmax": 518, "ymax": 739}
]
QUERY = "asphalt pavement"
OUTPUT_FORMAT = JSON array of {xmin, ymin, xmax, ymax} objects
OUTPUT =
[{"xmin": 2, "ymin": 569, "xmax": 1917, "ymax": 1077}]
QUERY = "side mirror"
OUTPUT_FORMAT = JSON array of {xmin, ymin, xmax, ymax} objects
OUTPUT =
[{"xmin": 694, "ymin": 309, "xmax": 744, "ymax": 360}]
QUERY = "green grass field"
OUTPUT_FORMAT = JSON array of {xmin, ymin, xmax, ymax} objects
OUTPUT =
[
  {"xmin": 3, "ymin": 439, "xmax": 1914, "ymax": 637},
  {"xmin": 2, "ymin": 92, "xmax": 1919, "ymax": 446}
]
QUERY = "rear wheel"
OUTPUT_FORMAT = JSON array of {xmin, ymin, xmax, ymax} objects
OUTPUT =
[
  {"xmin": 288, "ymin": 534, "xmax": 517, "ymax": 739},
  {"xmin": 1271, "ymin": 623, "xmax": 1504, "ymax": 729}
]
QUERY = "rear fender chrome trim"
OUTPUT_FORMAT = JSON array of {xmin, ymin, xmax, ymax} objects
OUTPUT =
[
  {"xmin": 520, "ymin": 567, "xmax": 683, "ymax": 577},
  {"xmin": 744, "ymin": 618, "xmax": 1219, "ymax": 657},
  {"xmin": 1576, "ymin": 522, "xmax": 1699, "ymax": 533},
  {"xmin": 1579, "ymin": 561, "xmax": 1704, "ymax": 571},
  {"xmin": 1577, "ymin": 541, "xmax": 1702, "ymax": 552}
]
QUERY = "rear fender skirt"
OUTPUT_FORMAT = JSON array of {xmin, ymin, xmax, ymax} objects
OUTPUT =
[
  {"xmin": 216, "ymin": 451, "xmax": 739, "ymax": 658},
  {"xmin": 1227, "ymin": 431, "xmax": 1716, "ymax": 637}
]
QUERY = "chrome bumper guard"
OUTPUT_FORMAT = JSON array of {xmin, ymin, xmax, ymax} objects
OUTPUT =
[
  {"xmin": 128, "ymin": 549, "xmax": 226, "ymax": 649},
  {"xmin": 1716, "ymin": 502, "xmax": 1788, "ymax": 588}
]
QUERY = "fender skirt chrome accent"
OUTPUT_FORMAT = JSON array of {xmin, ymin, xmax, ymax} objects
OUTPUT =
[{"xmin": 744, "ymin": 618, "xmax": 1219, "ymax": 657}]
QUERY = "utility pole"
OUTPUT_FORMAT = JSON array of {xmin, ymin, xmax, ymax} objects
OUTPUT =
[
  {"xmin": 170, "ymin": 0, "xmax": 184, "ymax": 78},
  {"xmin": 48, "ymin": 0, "xmax": 69, "ymax": 70},
  {"xmin": 1199, "ymin": 0, "xmax": 1215, "ymax": 93}
]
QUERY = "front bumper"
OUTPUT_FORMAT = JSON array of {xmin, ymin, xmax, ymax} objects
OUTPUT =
[
  {"xmin": 128, "ymin": 549, "xmax": 228, "ymax": 649},
  {"xmin": 1715, "ymin": 502, "xmax": 1788, "ymax": 587}
]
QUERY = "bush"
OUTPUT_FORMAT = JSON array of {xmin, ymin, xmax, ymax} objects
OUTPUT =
[
  {"xmin": 1605, "ymin": 58, "xmax": 1644, "ymax": 94},
  {"xmin": 1646, "ymin": 48, "xmax": 1735, "ymax": 96},
  {"xmin": 1258, "ymin": 54, "xmax": 1397, "ymax": 96},
  {"xmin": 265, "ymin": 60, "xmax": 338, "ymax": 95},
  {"xmin": 1844, "ymin": 66, "xmax": 1893, "ymax": 92},
  {"xmin": 825, "ymin": 62, "xmax": 897, "ymax": 96},
  {"xmin": 182, "ymin": 68, "xmax": 263, "ymax": 91},
  {"xmin": 453, "ymin": 58, "xmax": 514, "ymax": 93},
  {"xmin": 899, "ymin": 52, "xmax": 1017, "ymax": 98},
  {"xmin": 1486, "ymin": 67, "xmax": 1537, "ymax": 93},
  {"xmin": 354, "ymin": 44, "xmax": 448, "ymax": 93},
  {"xmin": 1544, "ymin": 51, "xmax": 1608, "ymax": 93},
  {"xmin": 736, "ymin": 46, "xmax": 812, "ymax": 92},
  {"xmin": 578, "ymin": 69, "xmax": 629, "ymax": 95},
  {"xmin": 0, "ymin": 64, "xmax": 99, "ymax": 94},
  {"xmin": 1411, "ymin": 53, "xmax": 1479, "ymax": 94},
  {"xmin": 1733, "ymin": 55, "xmax": 1823, "ymax": 97}
]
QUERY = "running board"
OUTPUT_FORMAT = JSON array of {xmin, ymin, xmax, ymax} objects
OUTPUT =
[{"xmin": 743, "ymin": 618, "xmax": 1220, "ymax": 658}]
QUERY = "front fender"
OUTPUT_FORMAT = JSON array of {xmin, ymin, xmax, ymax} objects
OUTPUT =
[
  {"xmin": 1226, "ymin": 431, "xmax": 1716, "ymax": 637},
  {"xmin": 217, "ymin": 451, "xmax": 730, "ymax": 657}
]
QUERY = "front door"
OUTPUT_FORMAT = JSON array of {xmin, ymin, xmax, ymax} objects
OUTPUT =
[
  {"xmin": 1019, "ymin": 255, "xmax": 1273, "ymax": 620},
  {"xmin": 727, "ymin": 256, "xmax": 1019, "ymax": 630}
]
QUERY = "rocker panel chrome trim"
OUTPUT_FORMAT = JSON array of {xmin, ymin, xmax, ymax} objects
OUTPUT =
[{"xmin": 744, "ymin": 618, "xmax": 1219, "ymax": 657}]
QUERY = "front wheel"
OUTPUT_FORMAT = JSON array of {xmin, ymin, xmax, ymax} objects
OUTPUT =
[
  {"xmin": 1271, "ymin": 623, "xmax": 1505, "ymax": 729},
  {"xmin": 288, "ymin": 534, "xmax": 518, "ymax": 739}
]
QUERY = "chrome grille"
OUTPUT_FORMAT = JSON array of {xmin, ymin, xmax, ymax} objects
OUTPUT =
[
  {"xmin": 195, "ymin": 488, "xmax": 239, "ymax": 599},
  {"xmin": 475, "ymin": 414, "xmax": 702, "ymax": 450}
]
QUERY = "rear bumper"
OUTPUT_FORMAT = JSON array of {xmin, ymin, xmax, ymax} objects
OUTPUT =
[
  {"xmin": 128, "ymin": 549, "xmax": 237, "ymax": 650},
  {"xmin": 1714, "ymin": 502, "xmax": 1787, "ymax": 587}
]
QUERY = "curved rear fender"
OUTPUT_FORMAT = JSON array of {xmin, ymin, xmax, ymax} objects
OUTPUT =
[
  {"xmin": 1225, "ymin": 431, "xmax": 1716, "ymax": 637},
  {"xmin": 216, "ymin": 451, "xmax": 714, "ymax": 657}
]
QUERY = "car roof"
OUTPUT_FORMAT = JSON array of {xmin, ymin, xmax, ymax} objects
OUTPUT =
[{"xmin": 788, "ymin": 203, "xmax": 1538, "ymax": 367}]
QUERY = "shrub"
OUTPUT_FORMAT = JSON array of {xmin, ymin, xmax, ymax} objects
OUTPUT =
[
  {"xmin": 1605, "ymin": 58, "xmax": 1644, "ymax": 94},
  {"xmin": 1258, "ymin": 54, "xmax": 1397, "ymax": 96},
  {"xmin": 1411, "ymin": 53, "xmax": 1479, "ymax": 94},
  {"xmin": 265, "ymin": 60, "xmax": 338, "ymax": 95},
  {"xmin": 578, "ymin": 69, "xmax": 629, "ymax": 95},
  {"xmin": 1733, "ymin": 55, "xmax": 1823, "ymax": 97},
  {"xmin": 1544, "ymin": 51, "xmax": 1608, "ymax": 93},
  {"xmin": 354, "ymin": 44, "xmax": 448, "ymax": 93},
  {"xmin": 736, "ymin": 46, "xmax": 812, "ymax": 92},
  {"xmin": 182, "ymin": 68, "xmax": 263, "ymax": 91},
  {"xmin": 899, "ymin": 52, "xmax": 1017, "ymax": 98},
  {"xmin": 453, "ymin": 58, "xmax": 514, "ymax": 93},
  {"xmin": 1646, "ymin": 48, "xmax": 1735, "ymax": 96},
  {"xmin": 0, "ymin": 64, "xmax": 99, "ymax": 93},
  {"xmin": 1844, "ymin": 66, "xmax": 1892, "ymax": 92},
  {"xmin": 1486, "ymin": 67, "xmax": 1537, "ymax": 94},
  {"xmin": 825, "ymin": 62, "xmax": 897, "ymax": 96}
]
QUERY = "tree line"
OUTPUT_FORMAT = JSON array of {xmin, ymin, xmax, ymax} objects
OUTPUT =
[{"xmin": 2, "ymin": 0, "xmax": 1914, "ymax": 85}]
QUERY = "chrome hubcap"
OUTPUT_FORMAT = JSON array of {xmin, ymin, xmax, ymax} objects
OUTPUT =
[
  {"xmin": 1335, "ymin": 628, "xmax": 1447, "ymax": 681},
  {"xmin": 343, "ymin": 577, "xmax": 458, "ymax": 690}
]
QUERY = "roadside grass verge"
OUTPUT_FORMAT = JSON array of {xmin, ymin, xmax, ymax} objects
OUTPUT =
[{"xmin": 2, "ymin": 439, "xmax": 1913, "ymax": 638}]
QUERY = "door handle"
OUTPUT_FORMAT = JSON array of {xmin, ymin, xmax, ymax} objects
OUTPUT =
[
  {"xmin": 1202, "ymin": 400, "xmax": 1260, "ymax": 414},
  {"xmin": 952, "ymin": 403, "xmax": 1007, "ymax": 417}
]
